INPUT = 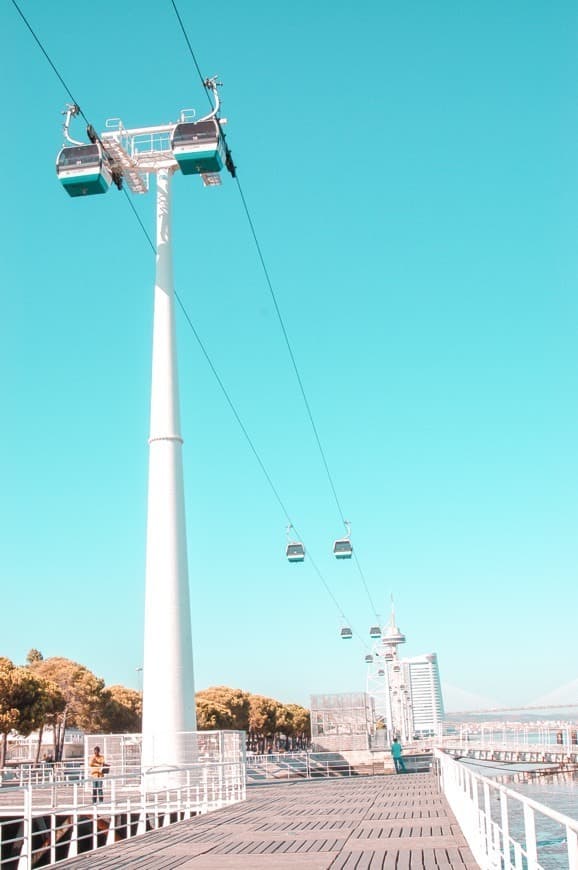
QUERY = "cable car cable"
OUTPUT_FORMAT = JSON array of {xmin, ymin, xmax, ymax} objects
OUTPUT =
[
  {"xmin": 10, "ymin": 0, "xmax": 368, "ymax": 649},
  {"xmin": 9, "ymin": 0, "xmax": 90, "ymax": 127},
  {"xmin": 127, "ymin": 206, "xmax": 368, "ymax": 644},
  {"xmin": 168, "ymin": 0, "xmax": 381, "ymax": 624},
  {"xmin": 124, "ymin": 171, "xmax": 368, "ymax": 642},
  {"xmin": 10, "ymin": 0, "xmax": 124, "ymax": 197},
  {"xmin": 123, "ymin": 198, "xmax": 368, "ymax": 645},
  {"xmin": 169, "ymin": 0, "xmax": 213, "ymax": 109}
]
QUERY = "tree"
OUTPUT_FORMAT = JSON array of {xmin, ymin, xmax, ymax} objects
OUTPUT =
[
  {"xmin": 26, "ymin": 649, "xmax": 44, "ymax": 665},
  {"xmin": 29, "ymin": 658, "xmax": 107, "ymax": 760},
  {"xmin": 285, "ymin": 704, "xmax": 311, "ymax": 749},
  {"xmin": 196, "ymin": 687, "xmax": 250, "ymax": 731},
  {"xmin": 0, "ymin": 659, "xmax": 58, "ymax": 767},
  {"xmin": 248, "ymin": 695, "xmax": 281, "ymax": 753},
  {"xmin": 274, "ymin": 704, "xmax": 295, "ymax": 750},
  {"xmin": 99, "ymin": 686, "xmax": 142, "ymax": 733}
]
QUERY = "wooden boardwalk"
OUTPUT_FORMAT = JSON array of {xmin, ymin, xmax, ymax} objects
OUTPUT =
[{"xmin": 57, "ymin": 773, "xmax": 478, "ymax": 869}]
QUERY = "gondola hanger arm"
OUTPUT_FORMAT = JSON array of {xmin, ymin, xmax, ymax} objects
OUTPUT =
[
  {"xmin": 62, "ymin": 104, "xmax": 84, "ymax": 146},
  {"xmin": 198, "ymin": 75, "xmax": 222, "ymax": 123}
]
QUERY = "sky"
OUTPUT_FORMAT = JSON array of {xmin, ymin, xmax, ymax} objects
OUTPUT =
[{"xmin": 1, "ymin": 0, "xmax": 577, "ymax": 712}]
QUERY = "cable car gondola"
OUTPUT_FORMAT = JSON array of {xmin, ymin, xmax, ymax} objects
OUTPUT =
[
  {"xmin": 285, "ymin": 525, "xmax": 305, "ymax": 563},
  {"xmin": 56, "ymin": 143, "xmax": 112, "ymax": 198},
  {"xmin": 171, "ymin": 118, "xmax": 225, "ymax": 176},
  {"xmin": 333, "ymin": 520, "xmax": 353, "ymax": 559},
  {"xmin": 171, "ymin": 78, "xmax": 226, "ymax": 177},
  {"xmin": 340, "ymin": 627, "xmax": 353, "ymax": 640},
  {"xmin": 56, "ymin": 104, "xmax": 113, "ymax": 198},
  {"xmin": 364, "ymin": 654, "xmax": 373, "ymax": 664},
  {"xmin": 286, "ymin": 543, "xmax": 305, "ymax": 562},
  {"xmin": 369, "ymin": 625, "xmax": 381, "ymax": 639}
]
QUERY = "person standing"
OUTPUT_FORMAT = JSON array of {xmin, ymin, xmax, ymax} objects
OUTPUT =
[
  {"xmin": 391, "ymin": 737, "xmax": 407, "ymax": 773},
  {"xmin": 89, "ymin": 745, "xmax": 107, "ymax": 803}
]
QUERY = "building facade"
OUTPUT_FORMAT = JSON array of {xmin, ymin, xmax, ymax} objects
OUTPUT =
[{"xmin": 404, "ymin": 653, "xmax": 444, "ymax": 736}]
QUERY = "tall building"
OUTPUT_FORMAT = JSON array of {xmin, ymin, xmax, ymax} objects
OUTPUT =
[
  {"xmin": 366, "ymin": 607, "xmax": 444, "ymax": 741},
  {"xmin": 404, "ymin": 653, "xmax": 444, "ymax": 736}
]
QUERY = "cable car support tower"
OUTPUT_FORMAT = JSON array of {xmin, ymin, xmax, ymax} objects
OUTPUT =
[{"xmin": 56, "ymin": 79, "xmax": 233, "ymax": 776}]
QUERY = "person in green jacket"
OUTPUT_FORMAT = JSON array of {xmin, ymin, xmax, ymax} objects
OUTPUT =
[{"xmin": 391, "ymin": 737, "xmax": 407, "ymax": 773}]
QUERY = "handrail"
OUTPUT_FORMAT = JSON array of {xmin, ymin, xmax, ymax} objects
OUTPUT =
[
  {"xmin": 435, "ymin": 748, "xmax": 578, "ymax": 870},
  {"xmin": 0, "ymin": 758, "xmax": 247, "ymax": 869}
]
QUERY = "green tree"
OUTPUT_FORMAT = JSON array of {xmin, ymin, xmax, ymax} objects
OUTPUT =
[
  {"xmin": 30, "ymin": 657, "xmax": 107, "ymax": 760},
  {"xmin": 26, "ymin": 649, "xmax": 44, "ymax": 665},
  {"xmin": 248, "ymin": 695, "xmax": 281, "ymax": 753},
  {"xmin": 99, "ymin": 685, "xmax": 142, "ymax": 733},
  {"xmin": 196, "ymin": 687, "xmax": 250, "ymax": 731},
  {"xmin": 275, "ymin": 704, "xmax": 295, "ymax": 750},
  {"xmin": 285, "ymin": 704, "xmax": 311, "ymax": 749},
  {"xmin": 0, "ymin": 659, "xmax": 57, "ymax": 767}
]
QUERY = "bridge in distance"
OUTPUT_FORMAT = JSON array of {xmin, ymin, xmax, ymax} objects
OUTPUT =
[{"xmin": 447, "ymin": 702, "xmax": 578, "ymax": 715}]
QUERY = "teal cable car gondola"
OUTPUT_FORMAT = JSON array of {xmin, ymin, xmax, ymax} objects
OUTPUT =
[
  {"xmin": 285, "ymin": 525, "xmax": 305, "ymax": 563},
  {"xmin": 286, "ymin": 542, "xmax": 305, "ymax": 562},
  {"xmin": 340, "ymin": 627, "xmax": 353, "ymax": 640},
  {"xmin": 333, "ymin": 520, "xmax": 353, "ymax": 559},
  {"xmin": 171, "ymin": 119, "xmax": 225, "ymax": 176},
  {"xmin": 56, "ymin": 143, "xmax": 112, "ymax": 197}
]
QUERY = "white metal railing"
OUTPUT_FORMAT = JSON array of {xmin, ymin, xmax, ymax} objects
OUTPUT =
[
  {"xmin": 246, "ymin": 750, "xmax": 431, "ymax": 782},
  {"xmin": 0, "ymin": 760, "xmax": 246, "ymax": 869},
  {"xmin": 246, "ymin": 751, "xmax": 349, "ymax": 781},
  {"xmin": 0, "ymin": 761, "xmax": 84, "ymax": 787},
  {"xmin": 436, "ymin": 748, "xmax": 578, "ymax": 870},
  {"xmin": 440, "ymin": 735, "xmax": 578, "ymax": 753}
]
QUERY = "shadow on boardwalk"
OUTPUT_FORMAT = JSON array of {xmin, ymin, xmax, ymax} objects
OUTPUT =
[{"xmin": 57, "ymin": 773, "xmax": 478, "ymax": 869}]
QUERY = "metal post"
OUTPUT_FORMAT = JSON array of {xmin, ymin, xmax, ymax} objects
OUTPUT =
[
  {"xmin": 566, "ymin": 824, "xmax": 578, "ymax": 870},
  {"xmin": 501, "ymin": 792, "xmax": 511, "ymax": 870},
  {"xmin": 142, "ymin": 167, "xmax": 196, "ymax": 779},
  {"xmin": 523, "ymin": 803, "xmax": 538, "ymax": 870}
]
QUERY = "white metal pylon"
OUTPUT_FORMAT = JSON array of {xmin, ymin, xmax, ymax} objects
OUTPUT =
[
  {"xmin": 57, "ymin": 83, "xmax": 230, "ymax": 781},
  {"xmin": 141, "ymin": 166, "xmax": 196, "ymax": 776}
]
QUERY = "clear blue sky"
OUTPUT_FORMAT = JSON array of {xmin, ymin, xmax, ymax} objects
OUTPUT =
[{"xmin": 1, "ymin": 0, "xmax": 577, "ymax": 711}]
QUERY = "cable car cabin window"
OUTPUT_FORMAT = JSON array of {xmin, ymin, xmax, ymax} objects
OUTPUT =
[
  {"xmin": 172, "ymin": 121, "xmax": 219, "ymax": 147},
  {"xmin": 58, "ymin": 145, "xmax": 101, "ymax": 169}
]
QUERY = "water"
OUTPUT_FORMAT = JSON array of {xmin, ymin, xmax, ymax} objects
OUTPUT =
[
  {"xmin": 502, "ymin": 769, "xmax": 578, "ymax": 868},
  {"xmin": 465, "ymin": 763, "xmax": 578, "ymax": 868},
  {"xmin": 506, "ymin": 768, "xmax": 578, "ymax": 819}
]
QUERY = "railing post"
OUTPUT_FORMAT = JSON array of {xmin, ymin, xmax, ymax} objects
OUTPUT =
[
  {"xmin": 50, "ymin": 811, "xmax": 56, "ymax": 865},
  {"xmin": 68, "ymin": 811, "xmax": 78, "ymax": 859},
  {"xmin": 566, "ymin": 824, "xmax": 578, "ymax": 870},
  {"xmin": 92, "ymin": 807, "xmax": 98, "ymax": 852},
  {"xmin": 482, "ymin": 781, "xmax": 491, "ymax": 859},
  {"xmin": 523, "ymin": 803, "xmax": 538, "ymax": 870},
  {"xmin": 18, "ymin": 784, "xmax": 33, "ymax": 870},
  {"xmin": 500, "ymin": 791, "xmax": 511, "ymax": 870}
]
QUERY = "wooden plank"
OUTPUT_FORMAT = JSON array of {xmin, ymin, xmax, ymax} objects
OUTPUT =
[{"xmin": 53, "ymin": 773, "xmax": 478, "ymax": 869}]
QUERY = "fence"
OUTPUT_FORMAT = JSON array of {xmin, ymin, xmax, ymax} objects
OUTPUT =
[
  {"xmin": 0, "ymin": 732, "xmax": 246, "ymax": 870},
  {"xmin": 246, "ymin": 750, "xmax": 432, "ymax": 782},
  {"xmin": 436, "ymin": 748, "xmax": 578, "ymax": 870},
  {"xmin": 0, "ymin": 760, "xmax": 245, "ymax": 869}
]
